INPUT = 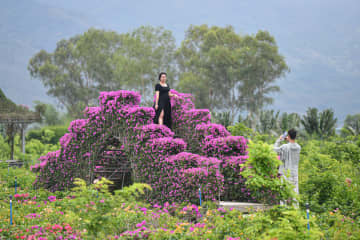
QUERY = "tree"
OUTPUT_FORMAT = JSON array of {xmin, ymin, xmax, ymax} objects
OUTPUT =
[
  {"xmin": 319, "ymin": 109, "xmax": 337, "ymax": 137},
  {"xmin": 342, "ymin": 114, "xmax": 360, "ymax": 136},
  {"xmin": 212, "ymin": 111, "xmax": 232, "ymax": 128},
  {"xmin": 279, "ymin": 112, "xmax": 301, "ymax": 132},
  {"xmin": 176, "ymin": 25, "xmax": 289, "ymax": 122},
  {"xmin": 0, "ymin": 124, "xmax": 5, "ymax": 138},
  {"xmin": 301, "ymin": 108, "xmax": 319, "ymax": 136},
  {"xmin": 227, "ymin": 122, "xmax": 254, "ymax": 139},
  {"xmin": 256, "ymin": 109, "xmax": 280, "ymax": 135},
  {"xmin": 28, "ymin": 27, "xmax": 177, "ymax": 116},
  {"xmin": 238, "ymin": 31, "xmax": 289, "ymax": 119},
  {"xmin": 33, "ymin": 101, "xmax": 62, "ymax": 126},
  {"xmin": 112, "ymin": 26, "xmax": 177, "ymax": 104},
  {"xmin": 177, "ymin": 72, "xmax": 210, "ymax": 109},
  {"xmin": 301, "ymin": 107, "xmax": 337, "ymax": 138}
]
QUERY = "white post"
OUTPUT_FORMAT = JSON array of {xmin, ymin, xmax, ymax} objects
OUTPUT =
[{"xmin": 21, "ymin": 124, "xmax": 25, "ymax": 154}]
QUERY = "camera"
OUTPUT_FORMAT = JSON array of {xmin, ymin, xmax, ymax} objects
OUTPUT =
[{"xmin": 282, "ymin": 131, "xmax": 288, "ymax": 139}]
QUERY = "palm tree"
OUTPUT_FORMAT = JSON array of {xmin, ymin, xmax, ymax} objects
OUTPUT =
[
  {"xmin": 301, "ymin": 108, "xmax": 319, "ymax": 136},
  {"xmin": 256, "ymin": 109, "xmax": 280, "ymax": 135},
  {"xmin": 280, "ymin": 112, "xmax": 301, "ymax": 132},
  {"xmin": 301, "ymin": 107, "xmax": 337, "ymax": 138},
  {"xmin": 213, "ymin": 111, "xmax": 232, "ymax": 128},
  {"xmin": 319, "ymin": 109, "xmax": 337, "ymax": 137},
  {"xmin": 343, "ymin": 114, "xmax": 360, "ymax": 136}
]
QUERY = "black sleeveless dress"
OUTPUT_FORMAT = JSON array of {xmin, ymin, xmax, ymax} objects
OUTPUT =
[{"xmin": 153, "ymin": 83, "xmax": 172, "ymax": 129}]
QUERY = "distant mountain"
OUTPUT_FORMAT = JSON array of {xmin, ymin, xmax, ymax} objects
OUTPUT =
[{"xmin": 1, "ymin": 0, "xmax": 359, "ymax": 125}]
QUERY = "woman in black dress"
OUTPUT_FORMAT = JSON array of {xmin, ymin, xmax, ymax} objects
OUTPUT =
[{"xmin": 153, "ymin": 72, "xmax": 178, "ymax": 129}]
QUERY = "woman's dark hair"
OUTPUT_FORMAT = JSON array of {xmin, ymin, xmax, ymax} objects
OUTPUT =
[
  {"xmin": 158, "ymin": 72, "xmax": 167, "ymax": 80},
  {"xmin": 288, "ymin": 128, "xmax": 297, "ymax": 140}
]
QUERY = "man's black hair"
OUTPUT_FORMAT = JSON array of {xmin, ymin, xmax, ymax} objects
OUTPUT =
[
  {"xmin": 158, "ymin": 72, "xmax": 167, "ymax": 80},
  {"xmin": 288, "ymin": 128, "xmax": 297, "ymax": 140}
]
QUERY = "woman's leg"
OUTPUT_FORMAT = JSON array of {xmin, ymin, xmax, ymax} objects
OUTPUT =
[{"xmin": 159, "ymin": 109, "xmax": 165, "ymax": 125}]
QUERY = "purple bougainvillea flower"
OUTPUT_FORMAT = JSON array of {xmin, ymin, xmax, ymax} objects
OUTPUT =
[{"xmin": 48, "ymin": 196, "xmax": 56, "ymax": 202}]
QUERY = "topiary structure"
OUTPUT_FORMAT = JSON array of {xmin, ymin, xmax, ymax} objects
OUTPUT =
[{"xmin": 32, "ymin": 89, "xmax": 255, "ymax": 204}]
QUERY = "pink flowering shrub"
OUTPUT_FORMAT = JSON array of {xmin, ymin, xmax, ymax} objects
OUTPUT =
[
  {"xmin": 164, "ymin": 153, "xmax": 224, "ymax": 203},
  {"xmin": 220, "ymin": 156, "xmax": 253, "ymax": 201},
  {"xmin": 167, "ymin": 89, "xmax": 195, "ymax": 135},
  {"xmin": 134, "ymin": 149, "xmax": 224, "ymax": 204},
  {"xmin": 134, "ymin": 124, "xmax": 174, "ymax": 144},
  {"xmin": 192, "ymin": 123, "xmax": 231, "ymax": 153},
  {"xmin": 59, "ymin": 133, "xmax": 73, "ymax": 148},
  {"xmin": 175, "ymin": 109, "xmax": 211, "ymax": 152},
  {"xmin": 201, "ymin": 136, "xmax": 253, "ymax": 201},
  {"xmin": 33, "ymin": 90, "xmax": 154, "ymax": 191},
  {"xmin": 203, "ymin": 136, "xmax": 248, "ymax": 158},
  {"xmin": 133, "ymin": 137, "xmax": 187, "ymax": 203},
  {"xmin": 99, "ymin": 90, "xmax": 141, "ymax": 110},
  {"xmin": 32, "ymin": 89, "xmax": 259, "ymax": 203}
]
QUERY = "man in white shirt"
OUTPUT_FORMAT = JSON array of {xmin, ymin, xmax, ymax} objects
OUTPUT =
[{"xmin": 273, "ymin": 128, "xmax": 301, "ymax": 206}]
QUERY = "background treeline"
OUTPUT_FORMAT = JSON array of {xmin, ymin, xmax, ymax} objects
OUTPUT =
[
  {"xmin": 27, "ymin": 25, "xmax": 288, "ymax": 121},
  {"xmin": 216, "ymin": 108, "xmax": 360, "ymax": 140}
]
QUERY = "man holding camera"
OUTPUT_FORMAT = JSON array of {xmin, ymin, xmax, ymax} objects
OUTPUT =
[{"xmin": 273, "ymin": 129, "xmax": 301, "ymax": 205}]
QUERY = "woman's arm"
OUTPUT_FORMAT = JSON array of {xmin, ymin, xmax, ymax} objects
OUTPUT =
[
  {"xmin": 168, "ymin": 92, "xmax": 178, "ymax": 98},
  {"xmin": 154, "ymin": 84, "xmax": 161, "ymax": 109},
  {"xmin": 155, "ymin": 91, "xmax": 159, "ymax": 108}
]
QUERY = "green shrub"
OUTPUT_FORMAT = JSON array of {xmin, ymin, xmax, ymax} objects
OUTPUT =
[
  {"xmin": 241, "ymin": 141, "xmax": 297, "ymax": 205},
  {"xmin": 26, "ymin": 125, "xmax": 68, "ymax": 145},
  {"xmin": 299, "ymin": 140, "xmax": 360, "ymax": 217},
  {"xmin": 227, "ymin": 122, "xmax": 254, "ymax": 139}
]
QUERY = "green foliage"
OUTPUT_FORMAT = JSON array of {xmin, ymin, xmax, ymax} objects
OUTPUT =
[
  {"xmin": 0, "ymin": 124, "xmax": 5, "ymax": 138},
  {"xmin": 33, "ymin": 101, "xmax": 63, "ymax": 126},
  {"xmin": 177, "ymin": 72, "xmax": 210, "ymax": 109},
  {"xmin": 319, "ymin": 109, "xmax": 338, "ymax": 137},
  {"xmin": 237, "ymin": 113, "xmax": 257, "ymax": 130},
  {"xmin": 242, "ymin": 206, "xmax": 324, "ymax": 239},
  {"xmin": 0, "ymin": 149, "xmax": 358, "ymax": 239},
  {"xmin": 71, "ymin": 178, "xmax": 113, "ymax": 200},
  {"xmin": 59, "ymin": 178, "xmax": 152, "ymax": 237},
  {"xmin": 256, "ymin": 109, "xmax": 280, "ymax": 135},
  {"xmin": 0, "ymin": 133, "xmax": 59, "ymax": 167},
  {"xmin": 27, "ymin": 24, "xmax": 291, "ymax": 119},
  {"xmin": 25, "ymin": 138, "xmax": 59, "ymax": 161},
  {"xmin": 28, "ymin": 26, "xmax": 177, "ymax": 117},
  {"xmin": 0, "ymin": 163, "xmax": 36, "ymax": 192},
  {"xmin": 227, "ymin": 122, "xmax": 254, "ymax": 139},
  {"xmin": 114, "ymin": 183, "xmax": 152, "ymax": 202},
  {"xmin": 26, "ymin": 125, "xmax": 68, "ymax": 145},
  {"xmin": 320, "ymin": 136, "xmax": 360, "ymax": 165},
  {"xmin": 299, "ymin": 146, "xmax": 339, "ymax": 212},
  {"xmin": 299, "ymin": 139, "xmax": 360, "ymax": 217},
  {"xmin": 301, "ymin": 107, "xmax": 319, "ymax": 136},
  {"xmin": 301, "ymin": 107, "xmax": 337, "ymax": 139},
  {"xmin": 280, "ymin": 112, "xmax": 301, "ymax": 132},
  {"xmin": 251, "ymin": 133, "xmax": 278, "ymax": 144},
  {"xmin": 0, "ymin": 134, "xmax": 10, "ymax": 160},
  {"xmin": 341, "ymin": 113, "xmax": 360, "ymax": 136},
  {"xmin": 235, "ymin": 111, "xmax": 301, "ymax": 140},
  {"xmin": 316, "ymin": 210, "xmax": 360, "ymax": 239},
  {"xmin": 240, "ymin": 141, "xmax": 297, "ymax": 204},
  {"xmin": 228, "ymin": 119, "xmax": 278, "ymax": 144},
  {"xmin": 176, "ymin": 25, "xmax": 289, "ymax": 117},
  {"xmin": 211, "ymin": 111, "xmax": 233, "ymax": 128}
]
